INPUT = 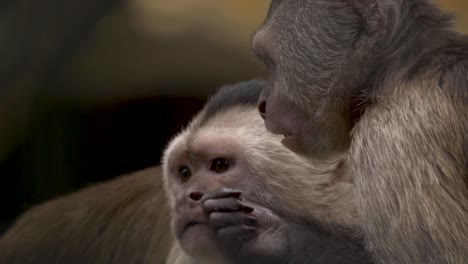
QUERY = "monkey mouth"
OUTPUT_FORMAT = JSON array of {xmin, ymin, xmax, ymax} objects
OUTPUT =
[
  {"xmin": 281, "ymin": 133, "xmax": 297, "ymax": 145},
  {"xmin": 281, "ymin": 134, "xmax": 306, "ymax": 155},
  {"xmin": 264, "ymin": 118, "xmax": 294, "ymax": 137},
  {"xmin": 281, "ymin": 135, "xmax": 294, "ymax": 147},
  {"xmin": 266, "ymin": 123, "xmax": 295, "ymax": 140}
]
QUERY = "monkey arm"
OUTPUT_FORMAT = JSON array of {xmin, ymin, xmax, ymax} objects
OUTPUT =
[
  {"xmin": 286, "ymin": 220, "xmax": 373, "ymax": 264},
  {"xmin": 350, "ymin": 74, "xmax": 468, "ymax": 263},
  {"xmin": 201, "ymin": 188, "xmax": 373, "ymax": 264}
]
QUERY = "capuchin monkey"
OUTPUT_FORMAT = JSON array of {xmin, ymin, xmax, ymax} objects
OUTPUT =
[
  {"xmin": 0, "ymin": 81, "xmax": 372, "ymax": 264},
  {"xmin": 0, "ymin": 167, "xmax": 174, "ymax": 264},
  {"xmin": 253, "ymin": 0, "xmax": 468, "ymax": 263},
  {"xmin": 162, "ymin": 80, "xmax": 372, "ymax": 264}
]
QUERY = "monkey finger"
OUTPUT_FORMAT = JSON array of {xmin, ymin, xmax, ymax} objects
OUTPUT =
[
  {"xmin": 201, "ymin": 188, "xmax": 243, "ymax": 203},
  {"xmin": 203, "ymin": 198, "xmax": 253, "ymax": 213},
  {"xmin": 209, "ymin": 212, "xmax": 258, "ymax": 227},
  {"xmin": 240, "ymin": 201, "xmax": 281, "ymax": 227}
]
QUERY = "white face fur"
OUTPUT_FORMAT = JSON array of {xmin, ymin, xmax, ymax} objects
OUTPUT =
[{"xmin": 162, "ymin": 107, "xmax": 270, "ymax": 257}]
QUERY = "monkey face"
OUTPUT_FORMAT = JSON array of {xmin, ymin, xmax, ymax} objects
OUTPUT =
[
  {"xmin": 162, "ymin": 109, "xmax": 264, "ymax": 257},
  {"xmin": 257, "ymin": 85, "xmax": 316, "ymax": 157},
  {"xmin": 165, "ymin": 142, "xmax": 244, "ymax": 256},
  {"xmin": 252, "ymin": 0, "xmax": 366, "ymax": 158},
  {"xmin": 257, "ymin": 81, "xmax": 351, "ymax": 158}
]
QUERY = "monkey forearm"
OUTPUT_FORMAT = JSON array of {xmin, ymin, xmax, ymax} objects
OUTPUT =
[
  {"xmin": 287, "ymin": 221, "xmax": 373, "ymax": 264},
  {"xmin": 351, "ymin": 91, "xmax": 468, "ymax": 263}
]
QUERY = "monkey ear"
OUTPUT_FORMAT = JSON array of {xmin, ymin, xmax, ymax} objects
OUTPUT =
[
  {"xmin": 350, "ymin": 0, "xmax": 384, "ymax": 36},
  {"xmin": 349, "ymin": 0, "xmax": 386, "ymax": 49}
]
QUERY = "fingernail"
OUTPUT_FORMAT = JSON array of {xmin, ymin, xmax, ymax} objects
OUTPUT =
[
  {"xmin": 241, "ymin": 206, "xmax": 254, "ymax": 213},
  {"xmin": 229, "ymin": 192, "xmax": 242, "ymax": 199}
]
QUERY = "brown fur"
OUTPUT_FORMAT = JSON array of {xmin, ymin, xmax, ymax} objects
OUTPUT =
[
  {"xmin": 0, "ymin": 80, "xmax": 372, "ymax": 264},
  {"xmin": 351, "ymin": 76, "xmax": 468, "ymax": 263},
  {"xmin": 253, "ymin": 0, "xmax": 468, "ymax": 263},
  {"xmin": 0, "ymin": 167, "xmax": 173, "ymax": 264},
  {"xmin": 162, "ymin": 105, "xmax": 366, "ymax": 263}
]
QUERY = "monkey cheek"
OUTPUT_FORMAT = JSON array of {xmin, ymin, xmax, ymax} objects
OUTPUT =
[{"xmin": 179, "ymin": 224, "xmax": 219, "ymax": 257}]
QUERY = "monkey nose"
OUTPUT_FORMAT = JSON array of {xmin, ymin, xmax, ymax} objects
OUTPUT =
[
  {"xmin": 258, "ymin": 100, "xmax": 266, "ymax": 119},
  {"xmin": 189, "ymin": 192, "xmax": 204, "ymax": 201}
]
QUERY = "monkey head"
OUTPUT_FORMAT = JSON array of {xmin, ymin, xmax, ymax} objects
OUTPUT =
[{"xmin": 252, "ymin": 0, "xmax": 386, "ymax": 158}]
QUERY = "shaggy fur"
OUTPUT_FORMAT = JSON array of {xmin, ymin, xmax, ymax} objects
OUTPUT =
[{"xmin": 0, "ymin": 167, "xmax": 173, "ymax": 264}]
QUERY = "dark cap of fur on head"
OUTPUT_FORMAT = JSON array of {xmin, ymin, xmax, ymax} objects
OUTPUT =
[{"xmin": 199, "ymin": 79, "xmax": 265, "ymax": 125}]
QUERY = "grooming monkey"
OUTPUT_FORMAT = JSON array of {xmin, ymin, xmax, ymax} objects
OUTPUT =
[
  {"xmin": 161, "ymin": 80, "xmax": 372, "ymax": 264},
  {"xmin": 253, "ymin": 0, "xmax": 468, "ymax": 263},
  {"xmin": 0, "ymin": 80, "xmax": 372, "ymax": 264}
]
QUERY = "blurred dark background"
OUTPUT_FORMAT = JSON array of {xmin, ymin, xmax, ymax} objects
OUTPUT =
[{"xmin": 0, "ymin": 0, "xmax": 466, "ymax": 233}]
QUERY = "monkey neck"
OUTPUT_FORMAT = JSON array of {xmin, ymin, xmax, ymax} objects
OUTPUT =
[{"xmin": 367, "ymin": 1, "xmax": 455, "ymax": 94}]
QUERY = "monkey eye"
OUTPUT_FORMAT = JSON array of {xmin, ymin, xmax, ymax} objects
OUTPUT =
[
  {"xmin": 210, "ymin": 158, "xmax": 230, "ymax": 174},
  {"xmin": 178, "ymin": 166, "xmax": 192, "ymax": 182}
]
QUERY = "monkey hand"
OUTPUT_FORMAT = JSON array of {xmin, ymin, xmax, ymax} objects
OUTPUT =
[{"xmin": 201, "ymin": 188, "xmax": 290, "ymax": 263}]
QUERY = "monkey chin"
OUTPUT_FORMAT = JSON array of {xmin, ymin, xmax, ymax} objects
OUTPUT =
[
  {"xmin": 263, "ymin": 117, "xmax": 310, "ymax": 157},
  {"xmin": 281, "ymin": 134, "xmax": 310, "ymax": 157},
  {"xmin": 281, "ymin": 131, "xmax": 347, "ymax": 159},
  {"xmin": 178, "ymin": 223, "xmax": 219, "ymax": 258}
]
